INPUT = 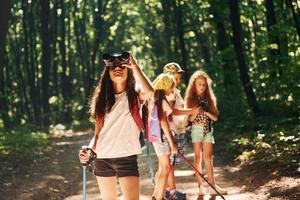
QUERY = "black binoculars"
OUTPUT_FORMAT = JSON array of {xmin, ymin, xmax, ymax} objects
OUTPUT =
[
  {"xmin": 198, "ymin": 99, "xmax": 208, "ymax": 111},
  {"xmin": 102, "ymin": 52, "xmax": 130, "ymax": 67}
]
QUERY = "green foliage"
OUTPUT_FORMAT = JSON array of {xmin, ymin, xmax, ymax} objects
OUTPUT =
[
  {"xmin": 0, "ymin": 125, "xmax": 48, "ymax": 157},
  {"xmin": 0, "ymin": 0, "xmax": 299, "ymax": 128},
  {"xmin": 70, "ymin": 120, "xmax": 93, "ymax": 132},
  {"xmin": 220, "ymin": 116, "xmax": 299, "ymax": 169}
]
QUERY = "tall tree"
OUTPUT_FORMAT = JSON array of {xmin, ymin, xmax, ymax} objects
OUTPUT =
[
  {"xmin": 265, "ymin": 0, "xmax": 282, "ymax": 75},
  {"xmin": 59, "ymin": 0, "xmax": 72, "ymax": 123},
  {"xmin": 188, "ymin": 1, "xmax": 211, "ymax": 67},
  {"xmin": 90, "ymin": 0, "xmax": 109, "ymax": 94},
  {"xmin": 0, "ymin": 0, "xmax": 12, "ymax": 128},
  {"xmin": 161, "ymin": 0, "xmax": 174, "ymax": 60},
  {"xmin": 40, "ymin": 0, "xmax": 52, "ymax": 125},
  {"xmin": 51, "ymin": 0, "xmax": 59, "ymax": 97},
  {"xmin": 28, "ymin": 1, "xmax": 42, "ymax": 126},
  {"xmin": 286, "ymin": 0, "xmax": 300, "ymax": 38},
  {"xmin": 228, "ymin": 0, "xmax": 259, "ymax": 113},
  {"xmin": 210, "ymin": 0, "xmax": 236, "ymax": 92},
  {"xmin": 173, "ymin": 0, "xmax": 188, "ymax": 83},
  {"xmin": 21, "ymin": 0, "xmax": 34, "ymax": 122}
]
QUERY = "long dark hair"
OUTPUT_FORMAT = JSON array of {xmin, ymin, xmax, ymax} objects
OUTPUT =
[
  {"xmin": 154, "ymin": 90, "xmax": 172, "ymax": 122},
  {"xmin": 90, "ymin": 65, "xmax": 137, "ymax": 124}
]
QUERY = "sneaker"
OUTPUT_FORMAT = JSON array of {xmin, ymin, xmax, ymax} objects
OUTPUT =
[
  {"xmin": 165, "ymin": 190, "xmax": 170, "ymax": 199},
  {"xmin": 165, "ymin": 190, "xmax": 186, "ymax": 199},
  {"xmin": 173, "ymin": 190, "xmax": 186, "ymax": 198},
  {"xmin": 152, "ymin": 197, "xmax": 166, "ymax": 200},
  {"xmin": 198, "ymin": 185, "xmax": 205, "ymax": 195},
  {"xmin": 168, "ymin": 193, "xmax": 178, "ymax": 200},
  {"xmin": 209, "ymin": 185, "xmax": 227, "ymax": 195}
]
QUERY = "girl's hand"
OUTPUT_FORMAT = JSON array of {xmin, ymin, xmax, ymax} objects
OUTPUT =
[
  {"xmin": 192, "ymin": 106, "xmax": 203, "ymax": 114},
  {"xmin": 78, "ymin": 149, "xmax": 91, "ymax": 164},
  {"xmin": 198, "ymin": 106, "xmax": 203, "ymax": 113},
  {"xmin": 204, "ymin": 111, "xmax": 219, "ymax": 121},
  {"xmin": 170, "ymin": 143, "xmax": 178, "ymax": 154},
  {"xmin": 122, "ymin": 53, "xmax": 139, "ymax": 70}
]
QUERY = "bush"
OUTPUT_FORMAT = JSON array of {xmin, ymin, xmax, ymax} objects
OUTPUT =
[
  {"xmin": 224, "ymin": 117, "xmax": 299, "ymax": 167},
  {"xmin": 0, "ymin": 125, "xmax": 48, "ymax": 158}
]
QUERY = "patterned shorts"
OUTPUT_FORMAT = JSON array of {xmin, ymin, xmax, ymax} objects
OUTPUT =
[{"xmin": 170, "ymin": 133, "xmax": 186, "ymax": 165}]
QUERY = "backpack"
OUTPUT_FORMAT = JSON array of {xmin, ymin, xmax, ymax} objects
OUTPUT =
[
  {"xmin": 129, "ymin": 95, "xmax": 143, "ymax": 132},
  {"xmin": 147, "ymin": 105, "xmax": 162, "ymax": 142},
  {"xmin": 129, "ymin": 95, "xmax": 147, "ymax": 147},
  {"xmin": 129, "ymin": 96, "xmax": 162, "ymax": 143}
]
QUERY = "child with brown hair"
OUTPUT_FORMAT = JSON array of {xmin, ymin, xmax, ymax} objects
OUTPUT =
[{"xmin": 185, "ymin": 70, "xmax": 227, "ymax": 195}]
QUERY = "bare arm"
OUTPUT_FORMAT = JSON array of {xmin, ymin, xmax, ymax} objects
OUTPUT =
[
  {"xmin": 173, "ymin": 107, "xmax": 200, "ymax": 116},
  {"xmin": 204, "ymin": 111, "xmax": 219, "ymax": 121},
  {"xmin": 79, "ymin": 120, "xmax": 103, "ymax": 163},
  {"xmin": 168, "ymin": 99, "xmax": 200, "ymax": 116},
  {"xmin": 160, "ymin": 112, "xmax": 178, "ymax": 154},
  {"xmin": 88, "ymin": 120, "xmax": 104, "ymax": 150},
  {"xmin": 124, "ymin": 54, "xmax": 154, "ymax": 101},
  {"xmin": 189, "ymin": 107, "xmax": 203, "ymax": 122}
]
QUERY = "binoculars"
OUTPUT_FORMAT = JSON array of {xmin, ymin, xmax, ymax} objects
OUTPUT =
[
  {"xmin": 198, "ymin": 99, "xmax": 208, "ymax": 111},
  {"xmin": 102, "ymin": 52, "xmax": 130, "ymax": 67}
]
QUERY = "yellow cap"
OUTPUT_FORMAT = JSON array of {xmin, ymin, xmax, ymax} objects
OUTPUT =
[
  {"xmin": 163, "ymin": 62, "xmax": 184, "ymax": 74},
  {"xmin": 153, "ymin": 73, "xmax": 175, "ymax": 91}
]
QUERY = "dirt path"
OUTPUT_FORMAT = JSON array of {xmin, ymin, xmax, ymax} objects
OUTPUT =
[{"xmin": 1, "ymin": 130, "xmax": 299, "ymax": 200}]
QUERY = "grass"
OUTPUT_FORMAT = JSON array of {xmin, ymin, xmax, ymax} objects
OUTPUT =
[
  {"xmin": 0, "ymin": 119, "xmax": 93, "ymax": 159},
  {"xmin": 215, "ymin": 114, "xmax": 300, "ymax": 176},
  {"xmin": 0, "ymin": 124, "xmax": 48, "ymax": 158}
]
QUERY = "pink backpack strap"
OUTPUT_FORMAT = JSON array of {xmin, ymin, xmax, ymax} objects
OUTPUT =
[{"xmin": 130, "ymin": 95, "xmax": 143, "ymax": 132}]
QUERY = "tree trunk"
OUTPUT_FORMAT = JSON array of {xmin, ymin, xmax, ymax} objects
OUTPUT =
[
  {"xmin": 248, "ymin": 0, "xmax": 261, "ymax": 67},
  {"xmin": 59, "ymin": 0, "xmax": 72, "ymax": 123},
  {"xmin": 11, "ymin": 25, "xmax": 31, "ymax": 123},
  {"xmin": 174, "ymin": 0, "xmax": 188, "ymax": 84},
  {"xmin": 228, "ymin": 0, "xmax": 259, "ymax": 113},
  {"xmin": 28, "ymin": 1, "xmax": 42, "ymax": 126},
  {"xmin": 195, "ymin": 29, "xmax": 211, "ymax": 65},
  {"xmin": 286, "ymin": 0, "xmax": 300, "ymax": 38},
  {"xmin": 210, "ymin": 0, "xmax": 236, "ymax": 91},
  {"xmin": 0, "ymin": 0, "xmax": 12, "ymax": 128},
  {"xmin": 52, "ymin": 0, "xmax": 59, "ymax": 97},
  {"xmin": 161, "ymin": 0, "xmax": 174, "ymax": 60},
  {"xmin": 0, "ymin": 0, "xmax": 11, "ymax": 61},
  {"xmin": 265, "ymin": 0, "xmax": 282, "ymax": 76},
  {"xmin": 21, "ymin": 0, "xmax": 34, "ymax": 122},
  {"xmin": 278, "ymin": 0, "xmax": 289, "ymax": 68},
  {"xmin": 40, "ymin": 0, "xmax": 52, "ymax": 125}
]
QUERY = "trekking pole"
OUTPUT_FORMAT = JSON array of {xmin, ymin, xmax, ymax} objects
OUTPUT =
[
  {"xmin": 82, "ymin": 164, "xmax": 87, "ymax": 200},
  {"xmin": 177, "ymin": 151, "xmax": 226, "ymax": 200},
  {"xmin": 81, "ymin": 146, "xmax": 97, "ymax": 200}
]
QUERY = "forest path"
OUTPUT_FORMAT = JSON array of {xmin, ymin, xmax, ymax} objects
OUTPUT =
[{"xmin": 1, "ymin": 130, "xmax": 298, "ymax": 200}]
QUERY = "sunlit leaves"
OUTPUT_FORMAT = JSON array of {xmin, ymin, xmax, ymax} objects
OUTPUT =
[
  {"xmin": 49, "ymin": 96, "xmax": 59, "ymax": 105},
  {"xmin": 0, "ymin": 127, "xmax": 48, "ymax": 156}
]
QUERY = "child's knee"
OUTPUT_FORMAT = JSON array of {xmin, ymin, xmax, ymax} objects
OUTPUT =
[
  {"xmin": 165, "ymin": 164, "xmax": 171, "ymax": 173},
  {"xmin": 194, "ymin": 155, "xmax": 202, "ymax": 163},
  {"xmin": 204, "ymin": 156, "xmax": 213, "ymax": 164}
]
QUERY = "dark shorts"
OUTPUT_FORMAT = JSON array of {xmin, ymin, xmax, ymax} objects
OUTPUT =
[{"xmin": 93, "ymin": 155, "xmax": 139, "ymax": 177}]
